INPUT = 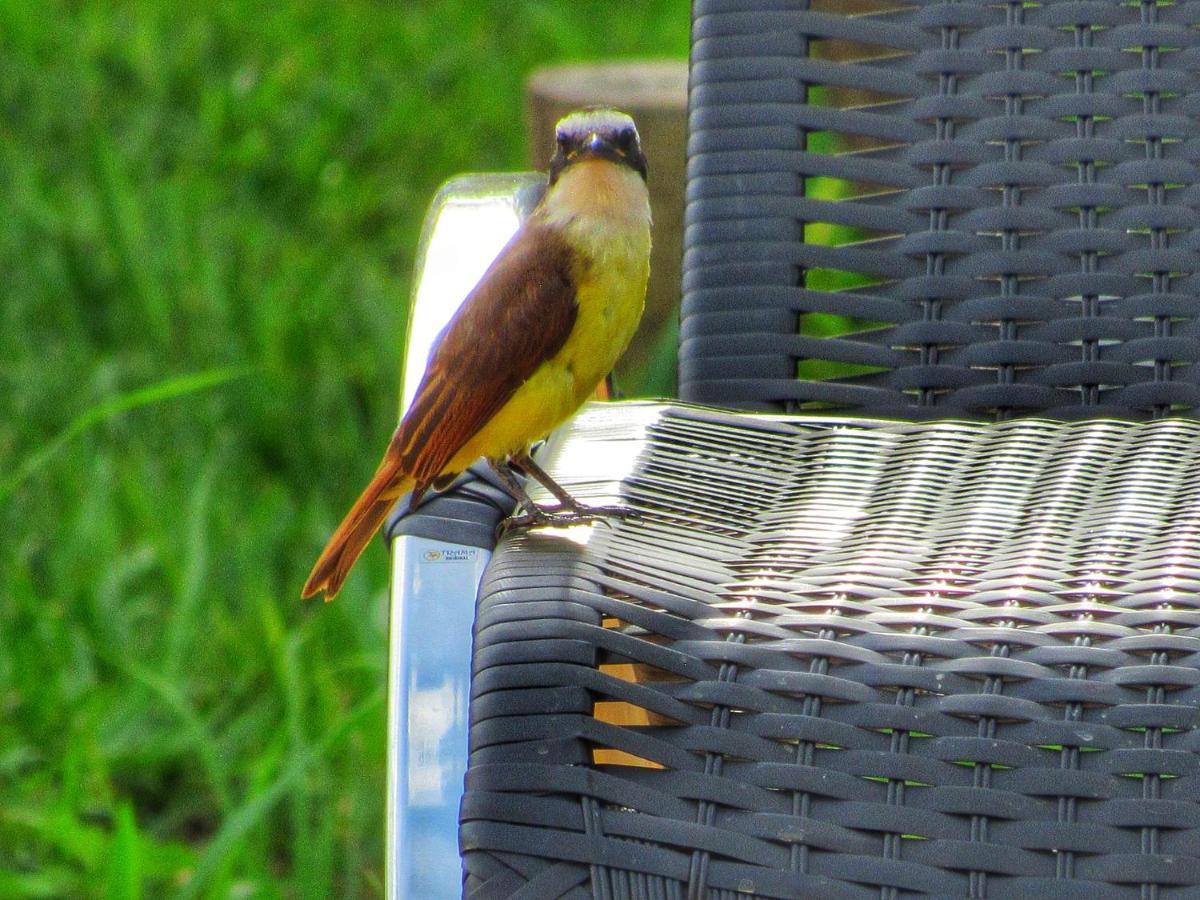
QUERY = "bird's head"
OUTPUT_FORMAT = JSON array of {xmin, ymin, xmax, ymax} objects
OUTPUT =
[{"xmin": 549, "ymin": 108, "xmax": 647, "ymax": 185}]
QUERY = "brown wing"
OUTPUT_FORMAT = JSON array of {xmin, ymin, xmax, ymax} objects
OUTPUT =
[{"xmin": 388, "ymin": 220, "xmax": 579, "ymax": 490}]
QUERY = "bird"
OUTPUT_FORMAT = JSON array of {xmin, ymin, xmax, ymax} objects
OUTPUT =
[{"xmin": 302, "ymin": 107, "xmax": 651, "ymax": 600}]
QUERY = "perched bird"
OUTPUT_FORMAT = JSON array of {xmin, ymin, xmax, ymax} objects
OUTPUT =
[{"xmin": 303, "ymin": 108, "xmax": 651, "ymax": 600}]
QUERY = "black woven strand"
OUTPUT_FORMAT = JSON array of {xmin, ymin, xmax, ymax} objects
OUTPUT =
[
  {"xmin": 459, "ymin": 403, "xmax": 1200, "ymax": 899},
  {"xmin": 681, "ymin": 0, "xmax": 1200, "ymax": 418}
]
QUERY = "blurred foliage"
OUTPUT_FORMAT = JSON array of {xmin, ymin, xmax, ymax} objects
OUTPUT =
[{"xmin": 0, "ymin": 1, "xmax": 689, "ymax": 896}]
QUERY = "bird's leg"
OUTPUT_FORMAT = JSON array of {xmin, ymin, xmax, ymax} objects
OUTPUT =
[
  {"xmin": 488, "ymin": 459, "xmax": 541, "ymax": 515},
  {"xmin": 488, "ymin": 459, "xmax": 567, "ymax": 532},
  {"xmin": 511, "ymin": 451, "xmax": 635, "ymax": 522},
  {"xmin": 510, "ymin": 451, "xmax": 585, "ymax": 513}
]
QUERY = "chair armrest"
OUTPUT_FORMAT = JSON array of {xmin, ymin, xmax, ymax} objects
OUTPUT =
[{"xmin": 385, "ymin": 173, "xmax": 543, "ymax": 899}]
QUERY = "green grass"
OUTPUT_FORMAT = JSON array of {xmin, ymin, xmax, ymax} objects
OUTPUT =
[{"xmin": 0, "ymin": 2, "xmax": 689, "ymax": 896}]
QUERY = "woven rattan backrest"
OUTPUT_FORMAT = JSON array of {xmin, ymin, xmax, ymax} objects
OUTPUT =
[{"xmin": 681, "ymin": 0, "xmax": 1200, "ymax": 418}]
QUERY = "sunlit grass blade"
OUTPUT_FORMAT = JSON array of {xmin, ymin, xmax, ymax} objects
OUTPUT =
[
  {"xmin": 176, "ymin": 689, "xmax": 384, "ymax": 900},
  {"xmin": 92, "ymin": 126, "xmax": 171, "ymax": 346},
  {"xmin": 104, "ymin": 802, "xmax": 142, "ymax": 900},
  {"xmin": 0, "ymin": 365, "xmax": 252, "ymax": 504},
  {"xmin": 162, "ymin": 451, "xmax": 222, "ymax": 680}
]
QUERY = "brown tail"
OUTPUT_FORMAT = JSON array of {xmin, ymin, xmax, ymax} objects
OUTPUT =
[{"xmin": 302, "ymin": 457, "xmax": 413, "ymax": 601}]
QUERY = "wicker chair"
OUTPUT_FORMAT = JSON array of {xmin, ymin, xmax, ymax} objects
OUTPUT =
[{"xmin": 390, "ymin": 1, "xmax": 1200, "ymax": 896}]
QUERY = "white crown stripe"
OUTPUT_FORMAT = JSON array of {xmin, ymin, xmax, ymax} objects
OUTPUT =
[{"xmin": 555, "ymin": 109, "xmax": 638, "ymax": 141}]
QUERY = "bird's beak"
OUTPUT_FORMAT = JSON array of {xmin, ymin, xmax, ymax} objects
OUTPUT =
[{"xmin": 574, "ymin": 131, "xmax": 622, "ymax": 166}]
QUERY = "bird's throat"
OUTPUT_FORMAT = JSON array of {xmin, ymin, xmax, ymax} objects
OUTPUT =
[
  {"xmin": 539, "ymin": 159, "xmax": 651, "ymax": 243},
  {"xmin": 537, "ymin": 162, "xmax": 651, "ymax": 294}
]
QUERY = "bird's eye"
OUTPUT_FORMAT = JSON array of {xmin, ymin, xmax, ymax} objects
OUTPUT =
[{"xmin": 617, "ymin": 128, "xmax": 635, "ymax": 149}]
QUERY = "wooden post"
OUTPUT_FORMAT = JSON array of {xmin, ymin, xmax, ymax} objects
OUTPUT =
[{"xmin": 526, "ymin": 60, "xmax": 688, "ymax": 398}]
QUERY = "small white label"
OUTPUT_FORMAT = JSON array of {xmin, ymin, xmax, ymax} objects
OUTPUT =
[{"xmin": 420, "ymin": 547, "xmax": 479, "ymax": 564}]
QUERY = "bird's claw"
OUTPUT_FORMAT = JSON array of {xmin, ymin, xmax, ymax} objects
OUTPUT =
[{"xmin": 498, "ymin": 503, "xmax": 639, "ymax": 537}]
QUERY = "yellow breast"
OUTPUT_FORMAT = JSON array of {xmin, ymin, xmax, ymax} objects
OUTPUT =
[
  {"xmin": 445, "ymin": 160, "xmax": 651, "ymax": 470},
  {"xmin": 542, "ymin": 159, "xmax": 652, "ymax": 405}
]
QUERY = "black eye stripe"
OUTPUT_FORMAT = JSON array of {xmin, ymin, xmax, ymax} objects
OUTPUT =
[{"xmin": 557, "ymin": 128, "xmax": 635, "ymax": 144}]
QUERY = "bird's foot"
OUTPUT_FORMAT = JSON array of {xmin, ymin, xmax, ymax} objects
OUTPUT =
[{"xmin": 498, "ymin": 503, "xmax": 638, "ymax": 537}]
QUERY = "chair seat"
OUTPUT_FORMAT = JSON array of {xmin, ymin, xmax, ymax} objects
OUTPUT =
[{"xmin": 462, "ymin": 402, "xmax": 1200, "ymax": 899}]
